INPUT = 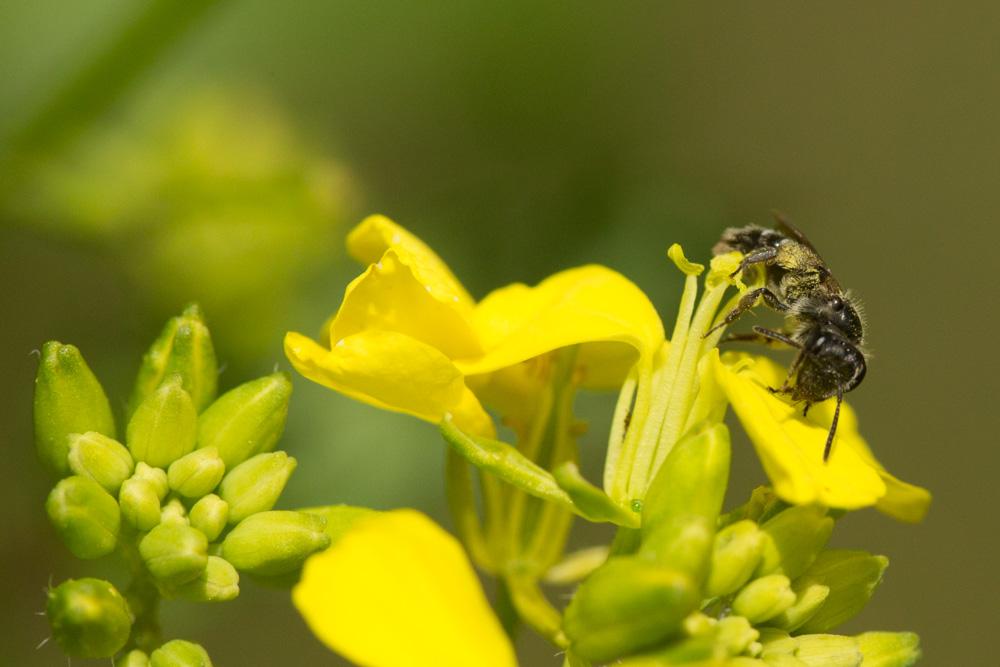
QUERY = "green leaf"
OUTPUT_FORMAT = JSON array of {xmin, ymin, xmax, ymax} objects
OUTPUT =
[
  {"xmin": 440, "ymin": 417, "xmax": 573, "ymax": 507},
  {"xmin": 795, "ymin": 550, "xmax": 889, "ymax": 634},
  {"xmin": 554, "ymin": 462, "xmax": 640, "ymax": 528}
]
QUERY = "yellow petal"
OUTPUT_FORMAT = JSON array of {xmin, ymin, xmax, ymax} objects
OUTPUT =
[
  {"xmin": 293, "ymin": 509, "xmax": 517, "ymax": 667},
  {"xmin": 347, "ymin": 214, "xmax": 475, "ymax": 308},
  {"xmin": 284, "ymin": 330, "xmax": 493, "ymax": 437},
  {"xmin": 836, "ymin": 420, "xmax": 932, "ymax": 523},
  {"xmin": 873, "ymin": 472, "xmax": 932, "ymax": 523},
  {"xmin": 330, "ymin": 248, "xmax": 481, "ymax": 359},
  {"xmin": 459, "ymin": 265, "xmax": 665, "ymax": 389},
  {"xmin": 715, "ymin": 353, "xmax": 886, "ymax": 510}
]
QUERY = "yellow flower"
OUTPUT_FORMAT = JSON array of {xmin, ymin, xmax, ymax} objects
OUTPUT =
[
  {"xmin": 284, "ymin": 214, "xmax": 664, "ymax": 438},
  {"xmin": 715, "ymin": 352, "xmax": 931, "ymax": 523},
  {"xmin": 293, "ymin": 509, "xmax": 516, "ymax": 667},
  {"xmin": 287, "ymin": 217, "xmax": 928, "ymax": 522}
]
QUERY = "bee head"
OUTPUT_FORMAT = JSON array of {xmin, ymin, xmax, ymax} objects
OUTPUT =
[
  {"xmin": 825, "ymin": 295, "xmax": 864, "ymax": 343},
  {"xmin": 793, "ymin": 294, "xmax": 864, "ymax": 344}
]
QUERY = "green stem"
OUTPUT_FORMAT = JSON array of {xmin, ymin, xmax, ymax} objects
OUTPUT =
[
  {"xmin": 504, "ymin": 573, "xmax": 569, "ymax": 648},
  {"xmin": 494, "ymin": 578, "xmax": 521, "ymax": 643},
  {"xmin": 444, "ymin": 448, "xmax": 497, "ymax": 573},
  {"xmin": 119, "ymin": 540, "xmax": 162, "ymax": 654},
  {"xmin": 125, "ymin": 575, "xmax": 162, "ymax": 654},
  {"xmin": 519, "ymin": 348, "xmax": 579, "ymax": 568},
  {"xmin": 603, "ymin": 368, "xmax": 637, "ymax": 493},
  {"xmin": 606, "ymin": 358, "xmax": 654, "ymax": 503}
]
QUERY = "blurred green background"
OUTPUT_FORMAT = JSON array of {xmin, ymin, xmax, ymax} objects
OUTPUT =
[{"xmin": 1, "ymin": 2, "xmax": 994, "ymax": 664}]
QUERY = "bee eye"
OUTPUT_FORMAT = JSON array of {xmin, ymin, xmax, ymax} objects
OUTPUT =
[{"xmin": 831, "ymin": 297, "xmax": 843, "ymax": 310}]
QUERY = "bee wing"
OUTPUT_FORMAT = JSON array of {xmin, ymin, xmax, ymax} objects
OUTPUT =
[
  {"xmin": 770, "ymin": 210, "xmax": 846, "ymax": 291},
  {"xmin": 771, "ymin": 210, "xmax": 822, "ymax": 256}
]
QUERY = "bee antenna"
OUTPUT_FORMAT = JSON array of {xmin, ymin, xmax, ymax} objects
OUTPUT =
[{"xmin": 823, "ymin": 393, "xmax": 843, "ymax": 462}]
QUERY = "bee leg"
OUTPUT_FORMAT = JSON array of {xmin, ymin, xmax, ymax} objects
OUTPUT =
[
  {"xmin": 750, "ymin": 325, "xmax": 800, "ymax": 348},
  {"xmin": 721, "ymin": 328, "xmax": 797, "ymax": 351},
  {"xmin": 728, "ymin": 247, "xmax": 779, "ymax": 278},
  {"xmin": 801, "ymin": 401, "xmax": 813, "ymax": 417},
  {"xmin": 769, "ymin": 343, "xmax": 807, "ymax": 393},
  {"xmin": 823, "ymin": 393, "xmax": 843, "ymax": 462},
  {"xmin": 704, "ymin": 289, "xmax": 789, "ymax": 337},
  {"xmin": 720, "ymin": 332, "xmax": 783, "ymax": 346}
]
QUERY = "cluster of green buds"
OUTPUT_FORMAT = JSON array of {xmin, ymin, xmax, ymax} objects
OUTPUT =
[
  {"xmin": 35, "ymin": 305, "xmax": 331, "ymax": 664},
  {"xmin": 558, "ymin": 424, "xmax": 918, "ymax": 666}
]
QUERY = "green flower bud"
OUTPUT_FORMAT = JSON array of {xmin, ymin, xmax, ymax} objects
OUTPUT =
[
  {"xmin": 794, "ymin": 550, "xmax": 889, "ymax": 634},
  {"xmin": 197, "ymin": 373, "xmax": 292, "ymax": 468},
  {"xmin": 761, "ymin": 655, "xmax": 807, "ymax": 667},
  {"xmin": 168, "ymin": 447, "xmax": 225, "ymax": 498},
  {"xmin": 46, "ymin": 578, "xmax": 132, "ymax": 659},
  {"xmin": 119, "ymin": 478, "xmax": 162, "ymax": 532},
  {"xmin": 733, "ymin": 574, "xmax": 796, "ymax": 624},
  {"xmin": 150, "ymin": 639, "xmax": 213, "ymax": 667},
  {"xmin": 161, "ymin": 497, "xmax": 189, "ymax": 525},
  {"xmin": 706, "ymin": 519, "xmax": 764, "ymax": 597},
  {"xmin": 172, "ymin": 555, "xmax": 240, "ymax": 602},
  {"xmin": 721, "ymin": 486, "xmax": 787, "ymax": 528},
  {"xmin": 642, "ymin": 422, "xmax": 731, "ymax": 531},
  {"xmin": 682, "ymin": 611, "xmax": 716, "ymax": 637},
  {"xmin": 563, "ymin": 556, "xmax": 699, "ymax": 663},
  {"xmin": 134, "ymin": 462, "xmax": 169, "ymax": 500},
  {"xmin": 640, "ymin": 517, "xmax": 714, "ymax": 585},
  {"xmin": 127, "ymin": 375, "xmax": 197, "ymax": 468},
  {"xmin": 638, "ymin": 423, "xmax": 730, "ymax": 584},
  {"xmin": 855, "ymin": 632, "xmax": 921, "ymax": 667},
  {"xmin": 218, "ymin": 451, "xmax": 296, "ymax": 524},
  {"xmin": 769, "ymin": 583, "xmax": 831, "ymax": 632},
  {"xmin": 792, "ymin": 634, "xmax": 861, "ymax": 667},
  {"xmin": 34, "ymin": 342, "xmax": 116, "ymax": 476},
  {"xmin": 758, "ymin": 627, "xmax": 792, "ymax": 646},
  {"xmin": 189, "ymin": 494, "xmax": 229, "ymax": 542},
  {"xmin": 222, "ymin": 510, "xmax": 330, "ymax": 575},
  {"xmin": 756, "ymin": 506, "xmax": 833, "ymax": 580},
  {"xmin": 759, "ymin": 629, "xmax": 797, "ymax": 664},
  {"xmin": 139, "ymin": 522, "xmax": 208, "ymax": 585},
  {"xmin": 716, "ymin": 615, "xmax": 760, "ymax": 657},
  {"xmin": 116, "ymin": 649, "xmax": 151, "ymax": 667},
  {"xmin": 46, "ymin": 476, "xmax": 120, "ymax": 559},
  {"xmin": 67, "ymin": 432, "xmax": 134, "ymax": 493},
  {"xmin": 130, "ymin": 303, "xmax": 218, "ymax": 417},
  {"xmin": 620, "ymin": 635, "xmax": 717, "ymax": 665}
]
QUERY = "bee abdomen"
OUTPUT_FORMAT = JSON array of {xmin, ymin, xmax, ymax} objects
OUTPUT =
[{"xmin": 713, "ymin": 225, "xmax": 786, "ymax": 256}]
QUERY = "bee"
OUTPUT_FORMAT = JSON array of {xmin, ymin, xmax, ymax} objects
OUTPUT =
[{"xmin": 706, "ymin": 214, "xmax": 867, "ymax": 461}]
